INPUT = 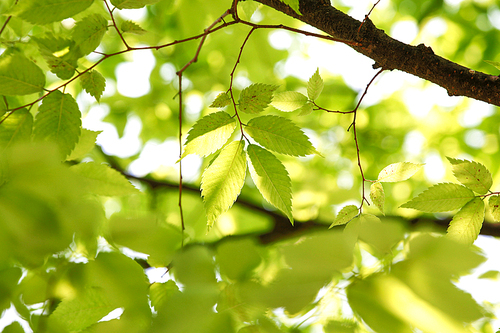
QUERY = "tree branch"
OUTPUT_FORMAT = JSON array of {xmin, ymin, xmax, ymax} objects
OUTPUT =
[{"xmin": 254, "ymin": 0, "xmax": 500, "ymax": 106}]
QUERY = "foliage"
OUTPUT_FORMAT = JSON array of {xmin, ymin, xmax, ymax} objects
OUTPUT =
[{"xmin": 0, "ymin": 0, "xmax": 500, "ymax": 332}]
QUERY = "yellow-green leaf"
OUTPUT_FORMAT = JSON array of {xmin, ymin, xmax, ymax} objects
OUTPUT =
[
  {"xmin": 271, "ymin": 91, "xmax": 308, "ymax": 112},
  {"xmin": 370, "ymin": 182, "xmax": 385, "ymax": 214},
  {"xmin": 111, "ymin": 0, "xmax": 160, "ymax": 9},
  {"xmin": 0, "ymin": 109, "xmax": 33, "ymax": 152},
  {"xmin": 80, "ymin": 70, "xmax": 106, "ymax": 102},
  {"xmin": 209, "ymin": 92, "xmax": 231, "ymax": 108},
  {"xmin": 239, "ymin": 83, "xmax": 279, "ymax": 114},
  {"xmin": 489, "ymin": 195, "xmax": 500, "ymax": 222},
  {"xmin": 7, "ymin": 0, "xmax": 93, "ymax": 25},
  {"xmin": 121, "ymin": 20, "xmax": 147, "ymax": 35},
  {"xmin": 330, "ymin": 205, "xmax": 358, "ymax": 228},
  {"xmin": 377, "ymin": 162, "xmax": 423, "ymax": 183},
  {"xmin": 66, "ymin": 128, "xmax": 102, "ymax": 161},
  {"xmin": 447, "ymin": 197, "xmax": 484, "ymax": 245},
  {"xmin": 447, "ymin": 157, "xmax": 492, "ymax": 195},
  {"xmin": 401, "ymin": 183, "xmax": 475, "ymax": 213},
  {"xmin": 307, "ymin": 68, "xmax": 323, "ymax": 100},
  {"xmin": 73, "ymin": 14, "xmax": 108, "ymax": 56},
  {"xmin": 0, "ymin": 54, "xmax": 45, "ymax": 96}
]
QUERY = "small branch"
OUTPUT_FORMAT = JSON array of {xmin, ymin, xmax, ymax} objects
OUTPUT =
[{"xmin": 104, "ymin": 0, "xmax": 130, "ymax": 49}]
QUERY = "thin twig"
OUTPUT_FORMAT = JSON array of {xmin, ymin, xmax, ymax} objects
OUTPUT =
[{"xmin": 103, "ymin": 0, "xmax": 131, "ymax": 49}]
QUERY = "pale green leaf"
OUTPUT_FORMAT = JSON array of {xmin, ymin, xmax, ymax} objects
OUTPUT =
[
  {"xmin": 377, "ymin": 162, "xmax": 423, "ymax": 183},
  {"xmin": 150, "ymin": 281, "xmax": 180, "ymax": 310},
  {"xmin": 238, "ymin": 83, "xmax": 279, "ymax": 114},
  {"xmin": 297, "ymin": 102, "xmax": 313, "ymax": 116},
  {"xmin": 121, "ymin": 20, "xmax": 147, "ymax": 34},
  {"xmin": 182, "ymin": 111, "xmax": 237, "ymax": 158},
  {"xmin": 0, "ymin": 54, "xmax": 45, "ymax": 96},
  {"xmin": 7, "ymin": 0, "xmax": 94, "ymax": 25},
  {"xmin": 80, "ymin": 70, "xmax": 106, "ymax": 102},
  {"xmin": 307, "ymin": 68, "xmax": 323, "ymax": 100},
  {"xmin": 447, "ymin": 157, "xmax": 492, "ymax": 195},
  {"xmin": 48, "ymin": 287, "xmax": 114, "ymax": 332},
  {"xmin": 111, "ymin": 0, "xmax": 160, "ymax": 9},
  {"xmin": 201, "ymin": 141, "xmax": 247, "ymax": 228},
  {"xmin": 0, "ymin": 109, "xmax": 33, "ymax": 151},
  {"xmin": 71, "ymin": 162, "xmax": 139, "ymax": 196},
  {"xmin": 238, "ymin": 0, "xmax": 260, "ymax": 20},
  {"xmin": 370, "ymin": 182, "xmax": 385, "ymax": 214},
  {"xmin": 485, "ymin": 60, "xmax": 500, "ymax": 71},
  {"xmin": 32, "ymin": 34, "xmax": 78, "ymax": 79},
  {"xmin": 245, "ymin": 115, "xmax": 319, "ymax": 156},
  {"xmin": 279, "ymin": 0, "xmax": 300, "ymax": 14},
  {"xmin": 447, "ymin": 197, "xmax": 484, "ymax": 245},
  {"xmin": 247, "ymin": 144, "xmax": 293, "ymax": 223},
  {"xmin": 33, "ymin": 90, "xmax": 82, "ymax": 158},
  {"xmin": 330, "ymin": 205, "xmax": 358, "ymax": 228},
  {"xmin": 73, "ymin": 14, "xmax": 108, "ymax": 56},
  {"xmin": 400, "ymin": 183, "xmax": 475, "ymax": 212},
  {"xmin": 478, "ymin": 270, "xmax": 500, "ymax": 280},
  {"xmin": 271, "ymin": 91, "xmax": 308, "ymax": 112},
  {"xmin": 209, "ymin": 92, "xmax": 231, "ymax": 108},
  {"xmin": 488, "ymin": 195, "xmax": 500, "ymax": 222},
  {"xmin": 66, "ymin": 128, "xmax": 102, "ymax": 161}
]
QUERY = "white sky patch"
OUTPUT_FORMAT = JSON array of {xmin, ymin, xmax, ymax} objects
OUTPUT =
[
  {"xmin": 117, "ymin": 7, "xmax": 147, "ymax": 22},
  {"xmin": 422, "ymin": 17, "xmax": 448, "ymax": 38},
  {"xmin": 488, "ymin": 8, "xmax": 500, "ymax": 30},
  {"xmin": 268, "ymin": 30, "xmax": 293, "ymax": 50},
  {"xmin": 459, "ymin": 100, "xmax": 494, "ymax": 127},
  {"xmin": 185, "ymin": 93, "xmax": 204, "ymax": 121},
  {"xmin": 423, "ymin": 151, "xmax": 446, "ymax": 182},
  {"xmin": 160, "ymin": 63, "xmax": 177, "ymax": 83},
  {"xmin": 403, "ymin": 130, "xmax": 426, "ymax": 157},
  {"xmin": 98, "ymin": 308, "xmax": 124, "ymax": 322},
  {"xmin": 390, "ymin": 19, "xmax": 418, "ymax": 44},
  {"xmin": 464, "ymin": 129, "xmax": 486, "ymax": 149},
  {"xmin": 116, "ymin": 48, "xmax": 155, "ymax": 98}
]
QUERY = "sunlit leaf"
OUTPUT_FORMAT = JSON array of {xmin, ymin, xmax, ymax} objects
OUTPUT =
[
  {"xmin": 279, "ymin": 0, "xmax": 300, "ymax": 14},
  {"xmin": 33, "ymin": 90, "xmax": 81, "ymax": 158},
  {"xmin": 447, "ymin": 157, "xmax": 492, "ymax": 195},
  {"xmin": 330, "ymin": 205, "xmax": 358, "ymax": 228},
  {"xmin": 201, "ymin": 141, "xmax": 246, "ymax": 228},
  {"xmin": 7, "ymin": 0, "xmax": 93, "ymax": 25},
  {"xmin": 271, "ymin": 91, "xmax": 308, "ymax": 112},
  {"xmin": 297, "ymin": 102, "xmax": 314, "ymax": 116},
  {"xmin": 80, "ymin": 70, "xmax": 106, "ymax": 102},
  {"xmin": 121, "ymin": 20, "xmax": 147, "ymax": 35},
  {"xmin": 111, "ymin": 0, "xmax": 160, "ymax": 9},
  {"xmin": 377, "ymin": 162, "xmax": 423, "ymax": 183},
  {"xmin": 66, "ymin": 128, "xmax": 101, "ymax": 161},
  {"xmin": 238, "ymin": 83, "xmax": 279, "ymax": 114},
  {"xmin": 238, "ymin": 0, "xmax": 260, "ymax": 20},
  {"xmin": 307, "ymin": 68, "xmax": 323, "ymax": 100},
  {"xmin": 489, "ymin": 195, "xmax": 500, "ymax": 222},
  {"xmin": 447, "ymin": 197, "xmax": 484, "ymax": 245},
  {"xmin": 182, "ymin": 111, "xmax": 237, "ymax": 158},
  {"xmin": 209, "ymin": 92, "xmax": 231, "ymax": 108},
  {"xmin": 247, "ymin": 144, "xmax": 293, "ymax": 223},
  {"xmin": 370, "ymin": 182, "xmax": 385, "ymax": 214},
  {"xmin": 32, "ymin": 34, "xmax": 77, "ymax": 79},
  {"xmin": 0, "ymin": 54, "xmax": 45, "ymax": 96},
  {"xmin": 245, "ymin": 115, "xmax": 319, "ymax": 156},
  {"xmin": 70, "ymin": 162, "xmax": 139, "ymax": 196},
  {"xmin": 0, "ymin": 109, "xmax": 33, "ymax": 151},
  {"xmin": 401, "ymin": 183, "xmax": 475, "ymax": 212},
  {"xmin": 73, "ymin": 14, "xmax": 108, "ymax": 56}
]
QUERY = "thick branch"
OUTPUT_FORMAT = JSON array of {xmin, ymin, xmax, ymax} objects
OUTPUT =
[{"xmin": 254, "ymin": 0, "xmax": 500, "ymax": 106}]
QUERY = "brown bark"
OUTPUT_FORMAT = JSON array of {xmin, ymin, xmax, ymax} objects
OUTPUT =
[{"xmin": 254, "ymin": 0, "xmax": 500, "ymax": 106}]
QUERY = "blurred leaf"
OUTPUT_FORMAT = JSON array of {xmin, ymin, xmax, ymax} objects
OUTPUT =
[
  {"xmin": 121, "ymin": 20, "xmax": 147, "ymax": 35},
  {"xmin": 0, "ymin": 266, "xmax": 22, "ymax": 313},
  {"xmin": 307, "ymin": 68, "xmax": 323, "ymax": 100},
  {"xmin": 111, "ymin": 0, "xmax": 160, "ymax": 9},
  {"xmin": 478, "ymin": 270, "xmax": 500, "ymax": 280},
  {"xmin": 447, "ymin": 197, "xmax": 484, "ymax": 245},
  {"xmin": 7, "ymin": 0, "xmax": 93, "ymax": 24},
  {"xmin": 370, "ymin": 182, "xmax": 385, "ymax": 214},
  {"xmin": 149, "ymin": 281, "xmax": 180, "ymax": 310},
  {"xmin": 66, "ymin": 128, "xmax": 101, "ymax": 161},
  {"xmin": 447, "ymin": 157, "xmax": 492, "ymax": 195},
  {"xmin": 80, "ymin": 70, "xmax": 106, "ymax": 102},
  {"xmin": 271, "ymin": 91, "xmax": 308, "ymax": 112},
  {"xmin": 1, "ymin": 322, "xmax": 25, "ymax": 333},
  {"xmin": 401, "ymin": 183, "xmax": 475, "ymax": 212},
  {"xmin": 73, "ymin": 14, "xmax": 108, "ymax": 56},
  {"xmin": 484, "ymin": 60, "xmax": 500, "ymax": 71},
  {"xmin": 32, "ymin": 34, "xmax": 78, "ymax": 79},
  {"xmin": 0, "ymin": 54, "xmax": 45, "ymax": 96},
  {"xmin": 216, "ymin": 238, "xmax": 261, "ymax": 281},
  {"xmin": 489, "ymin": 195, "xmax": 500, "ymax": 222},
  {"xmin": 297, "ymin": 101, "xmax": 313, "ymax": 116},
  {"xmin": 377, "ymin": 162, "xmax": 423, "ymax": 183},
  {"xmin": 0, "ymin": 109, "xmax": 33, "ymax": 152},
  {"xmin": 330, "ymin": 205, "xmax": 358, "ymax": 228},
  {"xmin": 238, "ymin": 83, "xmax": 279, "ymax": 114}
]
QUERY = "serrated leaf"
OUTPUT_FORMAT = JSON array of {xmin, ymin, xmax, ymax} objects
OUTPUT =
[
  {"xmin": 111, "ymin": 0, "xmax": 160, "ymax": 9},
  {"xmin": 0, "ymin": 109, "xmax": 33, "ymax": 151},
  {"xmin": 279, "ymin": 0, "xmax": 300, "ymax": 14},
  {"xmin": 447, "ymin": 197, "xmax": 484, "ymax": 245},
  {"xmin": 330, "ymin": 205, "xmax": 358, "ymax": 228},
  {"xmin": 32, "ymin": 34, "xmax": 78, "ymax": 79},
  {"xmin": 307, "ymin": 68, "xmax": 323, "ymax": 100},
  {"xmin": 210, "ymin": 92, "xmax": 231, "ymax": 108},
  {"xmin": 0, "ymin": 54, "xmax": 45, "ymax": 95},
  {"xmin": 66, "ymin": 128, "xmax": 102, "ymax": 161},
  {"xmin": 370, "ymin": 182, "xmax": 385, "ymax": 214},
  {"xmin": 297, "ymin": 102, "xmax": 313, "ymax": 116},
  {"xmin": 33, "ymin": 90, "xmax": 81, "ymax": 158},
  {"xmin": 377, "ymin": 162, "xmax": 423, "ymax": 183},
  {"xmin": 71, "ymin": 162, "xmax": 139, "ymax": 196},
  {"xmin": 201, "ymin": 141, "xmax": 246, "ymax": 228},
  {"xmin": 488, "ymin": 195, "xmax": 500, "ymax": 222},
  {"xmin": 401, "ymin": 183, "xmax": 475, "ymax": 213},
  {"xmin": 485, "ymin": 60, "xmax": 500, "ymax": 71},
  {"xmin": 73, "ymin": 14, "xmax": 108, "ymax": 56},
  {"xmin": 7, "ymin": 0, "xmax": 94, "ymax": 25},
  {"xmin": 271, "ymin": 91, "xmax": 308, "ymax": 112},
  {"xmin": 182, "ymin": 111, "xmax": 237, "ymax": 158},
  {"xmin": 120, "ymin": 20, "xmax": 147, "ymax": 34},
  {"xmin": 238, "ymin": 83, "xmax": 278, "ymax": 114},
  {"xmin": 245, "ymin": 115, "xmax": 319, "ymax": 156},
  {"xmin": 447, "ymin": 157, "xmax": 492, "ymax": 195},
  {"xmin": 247, "ymin": 144, "xmax": 293, "ymax": 224},
  {"xmin": 80, "ymin": 70, "xmax": 106, "ymax": 102}
]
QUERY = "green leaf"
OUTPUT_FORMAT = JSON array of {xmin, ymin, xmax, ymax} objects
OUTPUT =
[
  {"xmin": 247, "ymin": 144, "xmax": 293, "ymax": 223},
  {"xmin": 447, "ymin": 157, "xmax": 492, "ymax": 195},
  {"xmin": 216, "ymin": 238, "xmax": 261, "ymax": 281},
  {"xmin": 150, "ymin": 281, "xmax": 180, "ymax": 310},
  {"xmin": 66, "ymin": 128, "xmax": 101, "ymax": 161},
  {"xmin": 330, "ymin": 205, "xmax": 358, "ymax": 228},
  {"xmin": 80, "ymin": 70, "xmax": 106, "ymax": 102},
  {"xmin": 120, "ymin": 20, "xmax": 147, "ymax": 35},
  {"xmin": 489, "ymin": 195, "xmax": 500, "ymax": 222},
  {"xmin": 237, "ymin": 0, "xmax": 260, "ymax": 20},
  {"xmin": 271, "ymin": 91, "xmax": 308, "ymax": 112},
  {"xmin": 400, "ymin": 183, "xmax": 475, "ymax": 212},
  {"xmin": 182, "ymin": 111, "xmax": 237, "ymax": 158},
  {"xmin": 2, "ymin": 321, "xmax": 25, "ymax": 333},
  {"xmin": 307, "ymin": 68, "xmax": 323, "ymax": 100},
  {"xmin": 70, "ymin": 162, "xmax": 139, "ymax": 196},
  {"xmin": 279, "ymin": 0, "xmax": 300, "ymax": 15},
  {"xmin": 32, "ymin": 34, "xmax": 78, "ymax": 80},
  {"xmin": 245, "ymin": 115, "xmax": 319, "ymax": 156},
  {"xmin": 0, "ymin": 109, "xmax": 33, "ymax": 151},
  {"xmin": 201, "ymin": 141, "xmax": 247, "ymax": 229},
  {"xmin": 209, "ymin": 92, "xmax": 231, "ymax": 108},
  {"xmin": 478, "ymin": 270, "xmax": 500, "ymax": 280},
  {"xmin": 73, "ymin": 14, "xmax": 108, "ymax": 56},
  {"xmin": 8, "ymin": 0, "xmax": 94, "ymax": 25},
  {"xmin": 238, "ymin": 83, "xmax": 279, "ymax": 114},
  {"xmin": 447, "ymin": 197, "xmax": 484, "ymax": 245},
  {"xmin": 297, "ymin": 102, "xmax": 313, "ymax": 116},
  {"xmin": 377, "ymin": 162, "xmax": 423, "ymax": 183},
  {"xmin": 0, "ymin": 54, "xmax": 45, "ymax": 96},
  {"xmin": 485, "ymin": 60, "xmax": 500, "ymax": 71},
  {"xmin": 33, "ymin": 90, "xmax": 82, "ymax": 158},
  {"xmin": 111, "ymin": 0, "xmax": 160, "ymax": 9},
  {"xmin": 370, "ymin": 182, "xmax": 385, "ymax": 214}
]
